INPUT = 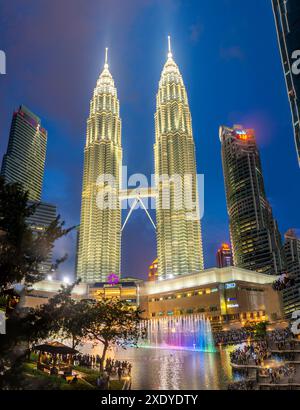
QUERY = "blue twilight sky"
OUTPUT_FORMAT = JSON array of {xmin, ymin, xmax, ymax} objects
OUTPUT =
[{"xmin": 0, "ymin": 0, "xmax": 299, "ymax": 280}]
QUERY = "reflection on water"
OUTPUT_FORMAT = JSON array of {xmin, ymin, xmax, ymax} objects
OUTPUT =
[{"xmin": 85, "ymin": 343, "xmax": 236, "ymax": 390}]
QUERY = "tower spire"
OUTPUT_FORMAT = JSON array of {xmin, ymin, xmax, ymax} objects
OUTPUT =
[
  {"xmin": 168, "ymin": 35, "xmax": 173, "ymax": 59},
  {"xmin": 104, "ymin": 47, "xmax": 109, "ymax": 69}
]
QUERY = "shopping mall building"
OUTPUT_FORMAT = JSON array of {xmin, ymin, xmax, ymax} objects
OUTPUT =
[{"xmin": 22, "ymin": 267, "xmax": 283, "ymax": 330}]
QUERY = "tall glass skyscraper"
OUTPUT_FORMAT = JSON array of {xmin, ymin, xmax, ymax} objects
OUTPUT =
[
  {"xmin": 1, "ymin": 105, "xmax": 47, "ymax": 201},
  {"xmin": 272, "ymin": 0, "xmax": 300, "ymax": 165},
  {"xmin": 1, "ymin": 105, "xmax": 56, "ymax": 276},
  {"xmin": 220, "ymin": 125, "xmax": 284, "ymax": 275},
  {"xmin": 27, "ymin": 201, "xmax": 57, "ymax": 275},
  {"xmin": 77, "ymin": 51, "xmax": 122, "ymax": 283},
  {"xmin": 282, "ymin": 229, "xmax": 300, "ymax": 317},
  {"xmin": 154, "ymin": 38, "xmax": 204, "ymax": 279}
]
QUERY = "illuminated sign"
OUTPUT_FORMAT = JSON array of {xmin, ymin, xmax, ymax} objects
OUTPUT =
[
  {"xmin": 225, "ymin": 283, "xmax": 236, "ymax": 289},
  {"xmin": 235, "ymin": 130, "xmax": 252, "ymax": 141},
  {"xmin": 107, "ymin": 273, "xmax": 120, "ymax": 285},
  {"xmin": 227, "ymin": 304, "xmax": 239, "ymax": 309},
  {"xmin": 221, "ymin": 243, "xmax": 230, "ymax": 251}
]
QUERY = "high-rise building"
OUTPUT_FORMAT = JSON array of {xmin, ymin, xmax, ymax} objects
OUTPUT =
[
  {"xmin": 148, "ymin": 258, "xmax": 158, "ymax": 282},
  {"xmin": 282, "ymin": 229, "xmax": 300, "ymax": 317},
  {"xmin": 77, "ymin": 50, "xmax": 122, "ymax": 283},
  {"xmin": 1, "ymin": 105, "xmax": 47, "ymax": 201},
  {"xmin": 216, "ymin": 243, "xmax": 233, "ymax": 268},
  {"xmin": 219, "ymin": 125, "xmax": 284, "ymax": 275},
  {"xmin": 154, "ymin": 38, "xmax": 204, "ymax": 279},
  {"xmin": 0, "ymin": 105, "xmax": 57, "ymax": 276},
  {"xmin": 27, "ymin": 201, "xmax": 57, "ymax": 275},
  {"xmin": 272, "ymin": 0, "xmax": 300, "ymax": 165}
]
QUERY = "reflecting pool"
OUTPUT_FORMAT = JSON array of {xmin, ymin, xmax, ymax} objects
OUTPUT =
[{"xmin": 86, "ymin": 343, "xmax": 237, "ymax": 390}]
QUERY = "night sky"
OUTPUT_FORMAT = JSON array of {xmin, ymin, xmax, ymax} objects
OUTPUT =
[{"xmin": 0, "ymin": 0, "xmax": 299, "ymax": 281}]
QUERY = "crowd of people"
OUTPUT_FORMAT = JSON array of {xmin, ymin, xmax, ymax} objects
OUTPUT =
[
  {"xmin": 228, "ymin": 329, "xmax": 299, "ymax": 390},
  {"xmin": 72, "ymin": 354, "xmax": 132, "ymax": 389},
  {"xmin": 214, "ymin": 326, "xmax": 295, "ymax": 348},
  {"xmin": 230, "ymin": 342, "xmax": 270, "ymax": 366},
  {"xmin": 268, "ymin": 329, "xmax": 294, "ymax": 349},
  {"xmin": 227, "ymin": 380, "xmax": 255, "ymax": 390},
  {"xmin": 73, "ymin": 354, "xmax": 132, "ymax": 380},
  {"xmin": 73, "ymin": 354, "xmax": 102, "ymax": 368},
  {"xmin": 259, "ymin": 364, "xmax": 296, "ymax": 384},
  {"xmin": 214, "ymin": 328, "xmax": 253, "ymax": 345},
  {"xmin": 105, "ymin": 358, "xmax": 132, "ymax": 380}
]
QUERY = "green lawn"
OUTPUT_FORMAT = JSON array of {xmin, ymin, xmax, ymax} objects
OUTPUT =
[
  {"xmin": 73, "ymin": 365, "xmax": 125, "ymax": 390},
  {"xmin": 20, "ymin": 360, "xmax": 125, "ymax": 390},
  {"xmin": 109, "ymin": 380, "xmax": 124, "ymax": 390},
  {"xmin": 21, "ymin": 362, "xmax": 95, "ymax": 390}
]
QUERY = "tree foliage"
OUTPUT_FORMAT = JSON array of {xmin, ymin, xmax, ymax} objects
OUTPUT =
[
  {"xmin": 254, "ymin": 321, "xmax": 269, "ymax": 340},
  {"xmin": 0, "ymin": 178, "xmax": 74, "ymax": 388},
  {"xmin": 79, "ymin": 298, "xmax": 145, "ymax": 372},
  {"xmin": 0, "ymin": 177, "xmax": 73, "ymax": 292}
]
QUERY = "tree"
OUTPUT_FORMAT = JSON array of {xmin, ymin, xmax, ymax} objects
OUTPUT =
[
  {"xmin": 254, "ymin": 321, "xmax": 269, "ymax": 341},
  {"xmin": 80, "ymin": 299, "xmax": 145, "ymax": 373},
  {"xmin": 0, "ymin": 283, "xmax": 86, "ymax": 389},
  {"xmin": 0, "ymin": 177, "xmax": 73, "ymax": 292},
  {"xmin": 56, "ymin": 290, "xmax": 90, "ymax": 349},
  {"xmin": 0, "ymin": 178, "xmax": 74, "ymax": 388}
]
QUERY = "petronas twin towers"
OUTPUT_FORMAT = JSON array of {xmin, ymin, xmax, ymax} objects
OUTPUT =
[{"xmin": 77, "ymin": 38, "xmax": 204, "ymax": 283}]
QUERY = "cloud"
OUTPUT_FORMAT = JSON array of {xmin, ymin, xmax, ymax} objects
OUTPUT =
[{"xmin": 220, "ymin": 46, "xmax": 245, "ymax": 61}]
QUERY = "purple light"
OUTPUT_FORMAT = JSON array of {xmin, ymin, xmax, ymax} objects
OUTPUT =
[{"xmin": 107, "ymin": 273, "xmax": 120, "ymax": 285}]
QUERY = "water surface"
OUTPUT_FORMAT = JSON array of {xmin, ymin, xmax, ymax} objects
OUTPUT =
[{"xmin": 88, "ymin": 344, "xmax": 236, "ymax": 390}]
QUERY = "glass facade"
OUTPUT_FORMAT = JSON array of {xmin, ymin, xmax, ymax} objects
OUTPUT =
[
  {"xmin": 27, "ymin": 201, "xmax": 57, "ymax": 275},
  {"xmin": 1, "ymin": 105, "xmax": 47, "ymax": 201},
  {"xmin": 282, "ymin": 229, "xmax": 300, "ymax": 318},
  {"xmin": 77, "ymin": 55, "xmax": 122, "ymax": 283},
  {"xmin": 154, "ymin": 41, "xmax": 204, "ymax": 279},
  {"xmin": 220, "ymin": 125, "xmax": 284, "ymax": 275},
  {"xmin": 272, "ymin": 0, "xmax": 300, "ymax": 165}
]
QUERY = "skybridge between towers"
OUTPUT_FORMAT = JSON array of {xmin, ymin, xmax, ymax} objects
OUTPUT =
[{"xmin": 119, "ymin": 187, "xmax": 157, "ymax": 232}]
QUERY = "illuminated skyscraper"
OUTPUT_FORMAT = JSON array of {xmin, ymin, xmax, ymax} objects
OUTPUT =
[
  {"xmin": 77, "ymin": 50, "xmax": 122, "ymax": 283},
  {"xmin": 282, "ymin": 229, "xmax": 300, "ymax": 317},
  {"xmin": 27, "ymin": 201, "xmax": 57, "ymax": 275},
  {"xmin": 220, "ymin": 125, "xmax": 284, "ymax": 275},
  {"xmin": 154, "ymin": 38, "xmax": 204, "ymax": 279},
  {"xmin": 1, "ymin": 105, "xmax": 57, "ymax": 276},
  {"xmin": 1, "ymin": 105, "xmax": 47, "ymax": 201},
  {"xmin": 148, "ymin": 258, "xmax": 158, "ymax": 282},
  {"xmin": 216, "ymin": 243, "xmax": 233, "ymax": 268},
  {"xmin": 272, "ymin": 0, "xmax": 300, "ymax": 165}
]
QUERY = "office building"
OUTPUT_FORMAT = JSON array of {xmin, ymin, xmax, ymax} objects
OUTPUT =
[
  {"xmin": 216, "ymin": 243, "xmax": 233, "ymax": 268},
  {"xmin": 148, "ymin": 258, "xmax": 159, "ymax": 281},
  {"xmin": 77, "ymin": 50, "xmax": 122, "ymax": 282},
  {"xmin": 1, "ymin": 105, "xmax": 47, "ymax": 201},
  {"xmin": 27, "ymin": 201, "xmax": 57, "ymax": 275},
  {"xmin": 220, "ymin": 125, "xmax": 284, "ymax": 275},
  {"xmin": 154, "ymin": 38, "xmax": 204, "ymax": 279},
  {"xmin": 272, "ymin": 0, "xmax": 300, "ymax": 165},
  {"xmin": 282, "ymin": 229, "xmax": 300, "ymax": 317}
]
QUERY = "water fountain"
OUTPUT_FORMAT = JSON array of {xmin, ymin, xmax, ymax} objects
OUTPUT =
[{"xmin": 141, "ymin": 314, "xmax": 216, "ymax": 353}]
